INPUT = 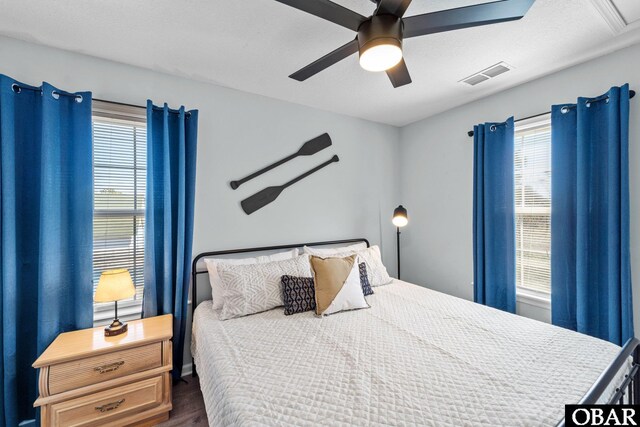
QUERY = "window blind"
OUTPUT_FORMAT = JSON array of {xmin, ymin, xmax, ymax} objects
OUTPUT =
[
  {"xmin": 514, "ymin": 120, "xmax": 551, "ymax": 295},
  {"xmin": 92, "ymin": 107, "xmax": 146, "ymax": 323}
]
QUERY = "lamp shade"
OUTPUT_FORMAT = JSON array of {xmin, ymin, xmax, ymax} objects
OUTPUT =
[
  {"xmin": 392, "ymin": 205, "xmax": 408, "ymax": 227},
  {"xmin": 94, "ymin": 269, "xmax": 135, "ymax": 303}
]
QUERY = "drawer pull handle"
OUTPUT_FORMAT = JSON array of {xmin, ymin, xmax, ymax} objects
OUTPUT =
[
  {"xmin": 94, "ymin": 361, "xmax": 124, "ymax": 374},
  {"xmin": 95, "ymin": 399, "xmax": 125, "ymax": 413}
]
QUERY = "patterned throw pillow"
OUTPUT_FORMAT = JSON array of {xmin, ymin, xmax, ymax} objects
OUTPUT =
[
  {"xmin": 281, "ymin": 276, "xmax": 316, "ymax": 315},
  {"xmin": 359, "ymin": 262, "xmax": 374, "ymax": 296},
  {"xmin": 217, "ymin": 254, "xmax": 312, "ymax": 320},
  {"xmin": 204, "ymin": 249, "xmax": 298, "ymax": 310}
]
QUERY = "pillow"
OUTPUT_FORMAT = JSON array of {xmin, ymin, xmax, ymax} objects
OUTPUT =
[
  {"xmin": 307, "ymin": 245, "xmax": 391, "ymax": 287},
  {"xmin": 204, "ymin": 249, "xmax": 298, "ymax": 310},
  {"xmin": 217, "ymin": 254, "xmax": 312, "ymax": 320},
  {"xmin": 281, "ymin": 276, "xmax": 316, "ymax": 315},
  {"xmin": 359, "ymin": 262, "xmax": 374, "ymax": 296},
  {"xmin": 303, "ymin": 242, "xmax": 367, "ymax": 257},
  {"xmin": 310, "ymin": 255, "xmax": 369, "ymax": 316},
  {"xmin": 356, "ymin": 246, "xmax": 392, "ymax": 287},
  {"xmin": 281, "ymin": 265, "xmax": 371, "ymax": 316}
]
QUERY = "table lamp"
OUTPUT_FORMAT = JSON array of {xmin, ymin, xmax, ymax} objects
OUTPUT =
[
  {"xmin": 94, "ymin": 269, "xmax": 136, "ymax": 336},
  {"xmin": 392, "ymin": 205, "xmax": 408, "ymax": 279}
]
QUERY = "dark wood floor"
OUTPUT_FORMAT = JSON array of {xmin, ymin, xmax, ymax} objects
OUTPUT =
[{"xmin": 159, "ymin": 376, "xmax": 208, "ymax": 426}]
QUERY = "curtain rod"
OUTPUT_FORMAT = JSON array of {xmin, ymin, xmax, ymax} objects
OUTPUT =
[
  {"xmin": 467, "ymin": 89, "xmax": 636, "ymax": 137},
  {"xmin": 94, "ymin": 98, "xmax": 192, "ymax": 117},
  {"xmin": 8, "ymin": 86, "xmax": 191, "ymax": 117}
]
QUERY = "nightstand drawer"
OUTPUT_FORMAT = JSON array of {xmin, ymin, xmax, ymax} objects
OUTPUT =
[
  {"xmin": 48, "ymin": 343, "xmax": 162, "ymax": 395},
  {"xmin": 49, "ymin": 375, "xmax": 164, "ymax": 427}
]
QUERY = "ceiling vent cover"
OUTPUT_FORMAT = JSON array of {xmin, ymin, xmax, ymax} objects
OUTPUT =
[{"xmin": 460, "ymin": 62, "xmax": 513, "ymax": 86}]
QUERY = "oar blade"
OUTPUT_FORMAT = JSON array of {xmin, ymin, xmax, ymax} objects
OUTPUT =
[
  {"xmin": 298, "ymin": 133, "xmax": 332, "ymax": 156},
  {"xmin": 241, "ymin": 186, "xmax": 284, "ymax": 215}
]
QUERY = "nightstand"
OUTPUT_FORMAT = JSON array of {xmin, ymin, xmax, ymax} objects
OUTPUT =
[{"xmin": 33, "ymin": 314, "xmax": 173, "ymax": 427}]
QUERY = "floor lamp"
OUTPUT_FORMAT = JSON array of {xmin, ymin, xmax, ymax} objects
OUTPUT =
[{"xmin": 392, "ymin": 205, "xmax": 408, "ymax": 279}]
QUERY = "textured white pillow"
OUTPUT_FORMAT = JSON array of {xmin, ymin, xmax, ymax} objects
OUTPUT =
[
  {"xmin": 303, "ymin": 242, "xmax": 367, "ymax": 257},
  {"xmin": 357, "ymin": 246, "xmax": 392, "ymax": 287},
  {"xmin": 306, "ymin": 245, "xmax": 391, "ymax": 287},
  {"xmin": 203, "ymin": 249, "xmax": 298, "ymax": 310},
  {"xmin": 217, "ymin": 254, "xmax": 312, "ymax": 320}
]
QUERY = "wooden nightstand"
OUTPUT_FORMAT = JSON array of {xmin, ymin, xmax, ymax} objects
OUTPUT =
[{"xmin": 33, "ymin": 314, "xmax": 173, "ymax": 427}]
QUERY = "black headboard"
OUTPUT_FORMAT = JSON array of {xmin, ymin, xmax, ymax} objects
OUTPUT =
[{"xmin": 190, "ymin": 238, "xmax": 370, "ymax": 315}]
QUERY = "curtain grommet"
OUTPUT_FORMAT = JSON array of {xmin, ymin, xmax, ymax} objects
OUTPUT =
[
  {"xmin": 586, "ymin": 101, "xmax": 591, "ymax": 108},
  {"xmin": 75, "ymin": 94, "xmax": 83, "ymax": 104},
  {"xmin": 561, "ymin": 106, "xmax": 570, "ymax": 114},
  {"xmin": 490, "ymin": 124, "xmax": 497, "ymax": 132},
  {"xmin": 11, "ymin": 83, "xmax": 21, "ymax": 94},
  {"xmin": 51, "ymin": 91, "xmax": 60, "ymax": 100}
]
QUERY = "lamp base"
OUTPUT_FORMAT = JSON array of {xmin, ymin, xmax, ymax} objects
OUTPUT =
[{"xmin": 104, "ymin": 318, "xmax": 128, "ymax": 337}]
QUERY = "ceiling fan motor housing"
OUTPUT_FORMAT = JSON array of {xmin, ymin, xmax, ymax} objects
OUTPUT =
[{"xmin": 357, "ymin": 15, "xmax": 403, "ymax": 57}]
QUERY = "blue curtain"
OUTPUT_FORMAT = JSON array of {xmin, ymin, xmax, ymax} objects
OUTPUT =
[
  {"xmin": 0, "ymin": 76, "xmax": 93, "ymax": 426},
  {"xmin": 143, "ymin": 101, "xmax": 198, "ymax": 379},
  {"xmin": 473, "ymin": 117, "xmax": 516, "ymax": 313},
  {"xmin": 551, "ymin": 84, "xmax": 634, "ymax": 346}
]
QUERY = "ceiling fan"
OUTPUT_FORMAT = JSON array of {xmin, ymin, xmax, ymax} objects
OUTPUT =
[{"xmin": 275, "ymin": 0, "xmax": 536, "ymax": 88}]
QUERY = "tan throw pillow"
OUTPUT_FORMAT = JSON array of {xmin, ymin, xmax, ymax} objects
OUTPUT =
[{"xmin": 310, "ymin": 255, "xmax": 369, "ymax": 316}]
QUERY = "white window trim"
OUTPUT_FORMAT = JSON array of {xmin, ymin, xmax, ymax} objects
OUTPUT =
[
  {"xmin": 93, "ymin": 100, "xmax": 146, "ymax": 124},
  {"xmin": 517, "ymin": 288, "xmax": 551, "ymax": 309}
]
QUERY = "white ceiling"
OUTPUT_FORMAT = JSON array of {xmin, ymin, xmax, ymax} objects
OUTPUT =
[{"xmin": 1, "ymin": 0, "xmax": 640, "ymax": 126}]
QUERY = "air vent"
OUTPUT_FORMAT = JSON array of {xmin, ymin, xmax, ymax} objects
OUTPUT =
[
  {"xmin": 460, "ymin": 62, "xmax": 513, "ymax": 86},
  {"xmin": 462, "ymin": 74, "xmax": 490, "ymax": 86}
]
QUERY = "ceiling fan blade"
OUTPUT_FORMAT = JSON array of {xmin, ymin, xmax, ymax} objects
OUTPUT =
[
  {"xmin": 289, "ymin": 39, "xmax": 359, "ymax": 81},
  {"xmin": 375, "ymin": 0, "xmax": 413, "ymax": 18},
  {"xmin": 273, "ymin": 0, "xmax": 367, "ymax": 31},
  {"xmin": 386, "ymin": 58, "xmax": 412, "ymax": 88},
  {"xmin": 403, "ymin": 0, "xmax": 535, "ymax": 39}
]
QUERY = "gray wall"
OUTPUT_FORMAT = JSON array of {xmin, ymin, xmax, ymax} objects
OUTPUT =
[
  {"xmin": 0, "ymin": 36, "xmax": 402, "ymax": 374},
  {"xmin": 399, "ymin": 42, "xmax": 640, "ymax": 329},
  {"xmin": 4, "ymin": 33, "xmax": 640, "ymax": 375}
]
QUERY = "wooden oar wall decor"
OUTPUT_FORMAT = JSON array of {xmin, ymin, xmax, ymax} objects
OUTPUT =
[
  {"xmin": 230, "ymin": 133, "xmax": 332, "ymax": 189},
  {"xmin": 230, "ymin": 133, "xmax": 338, "ymax": 215}
]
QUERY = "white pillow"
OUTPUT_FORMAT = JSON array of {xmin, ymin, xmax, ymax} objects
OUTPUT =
[
  {"xmin": 217, "ymin": 254, "xmax": 312, "ymax": 320},
  {"xmin": 306, "ymin": 245, "xmax": 391, "ymax": 287},
  {"xmin": 303, "ymin": 242, "xmax": 367, "ymax": 257},
  {"xmin": 356, "ymin": 246, "xmax": 392, "ymax": 287},
  {"xmin": 203, "ymin": 248, "xmax": 298, "ymax": 310}
]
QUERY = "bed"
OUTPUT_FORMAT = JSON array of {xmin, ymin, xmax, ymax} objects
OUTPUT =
[{"xmin": 190, "ymin": 239, "xmax": 640, "ymax": 427}]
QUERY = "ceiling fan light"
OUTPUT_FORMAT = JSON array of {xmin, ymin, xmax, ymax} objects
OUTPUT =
[
  {"xmin": 359, "ymin": 43, "xmax": 403, "ymax": 72},
  {"xmin": 357, "ymin": 15, "xmax": 404, "ymax": 73}
]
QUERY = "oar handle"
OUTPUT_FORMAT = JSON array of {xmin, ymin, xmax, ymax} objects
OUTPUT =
[
  {"xmin": 230, "ymin": 152, "xmax": 299, "ymax": 190},
  {"xmin": 283, "ymin": 155, "xmax": 339, "ymax": 189}
]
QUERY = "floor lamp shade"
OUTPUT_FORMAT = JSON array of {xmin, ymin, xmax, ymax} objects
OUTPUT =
[
  {"xmin": 393, "ymin": 205, "xmax": 408, "ymax": 228},
  {"xmin": 94, "ymin": 269, "xmax": 135, "ymax": 336}
]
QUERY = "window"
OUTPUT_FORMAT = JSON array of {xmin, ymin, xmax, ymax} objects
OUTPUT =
[
  {"xmin": 92, "ymin": 101, "xmax": 147, "ymax": 325},
  {"xmin": 514, "ymin": 116, "xmax": 551, "ymax": 301}
]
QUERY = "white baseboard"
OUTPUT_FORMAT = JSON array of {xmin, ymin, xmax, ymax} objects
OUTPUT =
[{"xmin": 181, "ymin": 362, "xmax": 193, "ymax": 378}]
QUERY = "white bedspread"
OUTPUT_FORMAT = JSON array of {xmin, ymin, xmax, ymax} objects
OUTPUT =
[{"xmin": 192, "ymin": 280, "xmax": 628, "ymax": 426}]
